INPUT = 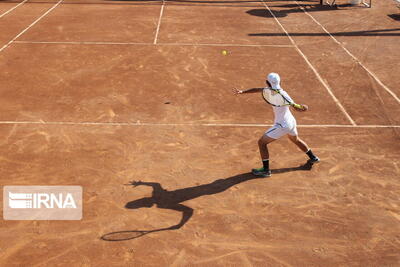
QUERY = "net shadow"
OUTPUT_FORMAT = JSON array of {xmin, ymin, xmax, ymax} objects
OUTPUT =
[
  {"xmin": 388, "ymin": 14, "xmax": 400, "ymax": 22},
  {"xmin": 248, "ymin": 28, "xmax": 400, "ymax": 37}
]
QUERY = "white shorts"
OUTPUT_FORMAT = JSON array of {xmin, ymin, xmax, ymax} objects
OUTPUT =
[{"xmin": 265, "ymin": 122, "xmax": 298, "ymax": 139}]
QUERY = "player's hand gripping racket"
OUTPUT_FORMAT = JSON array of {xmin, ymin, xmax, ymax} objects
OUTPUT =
[{"xmin": 262, "ymin": 88, "xmax": 307, "ymax": 111}]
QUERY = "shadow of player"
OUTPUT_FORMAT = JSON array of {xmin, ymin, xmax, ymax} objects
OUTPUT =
[
  {"xmin": 271, "ymin": 160, "xmax": 314, "ymax": 174},
  {"xmin": 101, "ymin": 161, "xmax": 315, "ymax": 241}
]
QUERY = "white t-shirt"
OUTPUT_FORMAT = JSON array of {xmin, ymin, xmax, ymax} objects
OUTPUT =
[{"xmin": 269, "ymin": 89, "xmax": 296, "ymax": 127}]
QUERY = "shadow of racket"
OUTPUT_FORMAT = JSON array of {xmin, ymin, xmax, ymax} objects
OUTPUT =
[{"xmin": 101, "ymin": 230, "xmax": 156, "ymax": 241}]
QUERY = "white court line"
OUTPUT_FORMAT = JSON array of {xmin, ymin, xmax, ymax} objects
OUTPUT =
[
  {"xmin": 260, "ymin": 0, "xmax": 357, "ymax": 126},
  {"xmin": 0, "ymin": 121, "xmax": 398, "ymax": 128},
  {"xmin": 295, "ymin": 2, "xmax": 400, "ymax": 105},
  {"xmin": 153, "ymin": 0, "xmax": 165, "ymax": 44},
  {"xmin": 0, "ymin": 0, "xmax": 63, "ymax": 53},
  {"xmin": 160, "ymin": 42, "xmax": 295, "ymax": 48},
  {"xmin": 14, "ymin": 41, "xmax": 155, "ymax": 45},
  {"xmin": 13, "ymin": 40, "xmax": 295, "ymax": 48},
  {"xmin": 0, "ymin": 0, "xmax": 28, "ymax": 18}
]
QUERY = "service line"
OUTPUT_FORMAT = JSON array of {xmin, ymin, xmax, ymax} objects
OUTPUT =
[{"xmin": 13, "ymin": 40, "xmax": 295, "ymax": 48}]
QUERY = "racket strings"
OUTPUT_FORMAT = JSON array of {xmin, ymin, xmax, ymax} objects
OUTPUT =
[{"xmin": 262, "ymin": 88, "xmax": 289, "ymax": 107}]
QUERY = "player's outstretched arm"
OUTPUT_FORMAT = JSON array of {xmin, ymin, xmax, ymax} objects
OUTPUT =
[
  {"xmin": 127, "ymin": 181, "xmax": 163, "ymax": 190},
  {"xmin": 233, "ymin": 88, "xmax": 263, "ymax": 95}
]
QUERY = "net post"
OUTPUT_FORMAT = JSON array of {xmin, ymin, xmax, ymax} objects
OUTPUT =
[
  {"xmin": 362, "ymin": 0, "xmax": 372, "ymax": 7},
  {"xmin": 320, "ymin": 0, "xmax": 337, "ymax": 7},
  {"xmin": 350, "ymin": 0, "xmax": 372, "ymax": 7}
]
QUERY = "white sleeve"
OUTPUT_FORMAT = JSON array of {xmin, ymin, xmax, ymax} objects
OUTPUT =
[{"xmin": 280, "ymin": 90, "xmax": 294, "ymax": 104}]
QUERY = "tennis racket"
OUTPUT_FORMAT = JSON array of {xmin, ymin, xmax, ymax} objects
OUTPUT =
[
  {"xmin": 262, "ymin": 87, "xmax": 292, "ymax": 107},
  {"xmin": 262, "ymin": 88, "xmax": 305, "ymax": 110}
]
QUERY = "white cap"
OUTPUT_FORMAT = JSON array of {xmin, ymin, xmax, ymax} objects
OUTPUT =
[{"xmin": 267, "ymin": 73, "xmax": 282, "ymax": 90}]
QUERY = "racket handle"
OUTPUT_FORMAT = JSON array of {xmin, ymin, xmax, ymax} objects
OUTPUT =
[{"xmin": 292, "ymin": 103, "xmax": 303, "ymax": 109}]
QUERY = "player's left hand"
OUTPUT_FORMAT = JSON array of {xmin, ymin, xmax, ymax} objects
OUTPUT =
[
  {"xmin": 232, "ymin": 88, "xmax": 243, "ymax": 95},
  {"xmin": 128, "ymin": 180, "xmax": 143, "ymax": 187}
]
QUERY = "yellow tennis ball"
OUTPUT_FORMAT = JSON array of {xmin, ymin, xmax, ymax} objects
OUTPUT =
[{"xmin": 222, "ymin": 50, "xmax": 228, "ymax": 56}]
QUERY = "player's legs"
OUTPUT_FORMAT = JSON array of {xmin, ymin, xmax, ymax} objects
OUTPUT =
[
  {"xmin": 258, "ymin": 135, "xmax": 276, "ymax": 160},
  {"xmin": 288, "ymin": 134, "xmax": 320, "ymax": 163},
  {"xmin": 252, "ymin": 125, "xmax": 285, "ymax": 177},
  {"xmin": 287, "ymin": 134, "xmax": 309, "ymax": 153},
  {"xmin": 252, "ymin": 135, "xmax": 276, "ymax": 177}
]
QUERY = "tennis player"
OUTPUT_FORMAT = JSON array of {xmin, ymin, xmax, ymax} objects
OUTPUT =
[{"xmin": 234, "ymin": 73, "xmax": 320, "ymax": 177}]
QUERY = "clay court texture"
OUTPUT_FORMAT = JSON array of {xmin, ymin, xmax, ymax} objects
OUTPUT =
[{"xmin": 1, "ymin": 0, "xmax": 400, "ymax": 265}]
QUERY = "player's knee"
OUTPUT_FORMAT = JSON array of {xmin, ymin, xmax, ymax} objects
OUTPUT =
[
  {"xmin": 258, "ymin": 138, "xmax": 265, "ymax": 146},
  {"xmin": 288, "ymin": 135, "xmax": 298, "ymax": 142},
  {"xmin": 258, "ymin": 136, "xmax": 269, "ymax": 146},
  {"xmin": 259, "ymin": 135, "xmax": 275, "ymax": 146}
]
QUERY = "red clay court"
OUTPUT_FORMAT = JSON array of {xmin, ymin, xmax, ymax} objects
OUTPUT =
[{"xmin": 0, "ymin": 0, "xmax": 399, "ymax": 265}]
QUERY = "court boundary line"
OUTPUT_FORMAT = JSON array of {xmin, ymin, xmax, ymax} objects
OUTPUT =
[
  {"xmin": 295, "ymin": 1, "xmax": 400, "ymax": 105},
  {"xmin": 0, "ymin": 0, "xmax": 28, "ymax": 18},
  {"xmin": 260, "ymin": 0, "xmax": 356, "ymax": 126},
  {"xmin": 153, "ymin": 0, "xmax": 165, "ymax": 44},
  {"xmin": 0, "ymin": 120, "xmax": 398, "ymax": 128},
  {"xmin": 0, "ymin": 0, "xmax": 63, "ymax": 53},
  {"xmin": 13, "ymin": 40, "xmax": 295, "ymax": 48}
]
